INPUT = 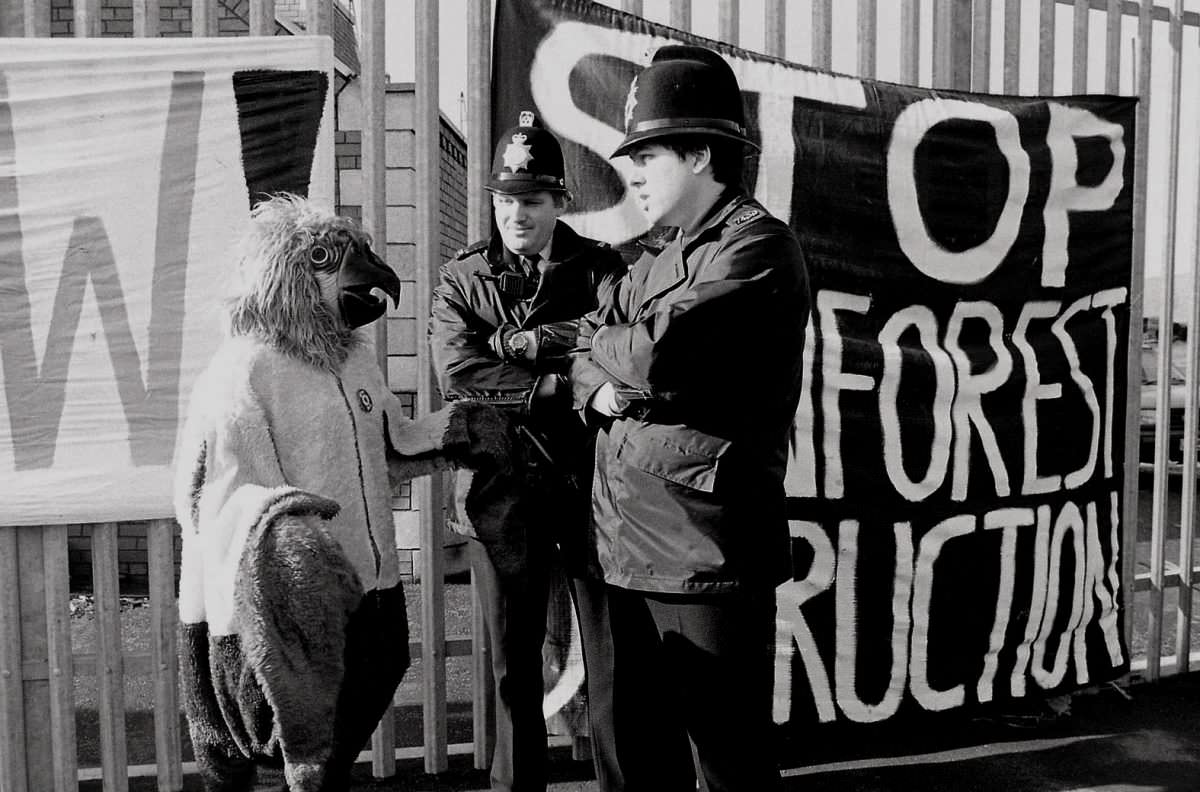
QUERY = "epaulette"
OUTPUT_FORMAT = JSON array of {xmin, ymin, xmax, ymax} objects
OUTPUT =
[
  {"xmin": 454, "ymin": 240, "xmax": 488, "ymax": 261},
  {"xmin": 729, "ymin": 206, "xmax": 764, "ymax": 227}
]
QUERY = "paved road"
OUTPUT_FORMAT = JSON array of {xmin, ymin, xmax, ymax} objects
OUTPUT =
[{"xmin": 348, "ymin": 674, "xmax": 1200, "ymax": 791}]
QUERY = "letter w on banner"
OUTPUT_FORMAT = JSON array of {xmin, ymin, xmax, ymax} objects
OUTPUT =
[
  {"xmin": 0, "ymin": 38, "xmax": 334, "ymax": 524},
  {"xmin": 493, "ymin": 0, "xmax": 1135, "ymax": 728}
]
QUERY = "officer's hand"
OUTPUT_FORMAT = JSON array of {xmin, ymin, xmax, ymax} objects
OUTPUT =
[{"xmin": 588, "ymin": 381, "xmax": 622, "ymax": 417}]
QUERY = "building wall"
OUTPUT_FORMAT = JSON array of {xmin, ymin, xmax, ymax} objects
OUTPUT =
[{"xmin": 48, "ymin": 0, "xmax": 255, "ymax": 36}]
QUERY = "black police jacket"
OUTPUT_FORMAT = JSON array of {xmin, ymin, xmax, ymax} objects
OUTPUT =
[
  {"xmin": 569, "ymin": 192, "xmax": 810, "ymax": 593},
  {"xmin": 430, "ymin": 220, "xmax": 624, "ymax": 576}
]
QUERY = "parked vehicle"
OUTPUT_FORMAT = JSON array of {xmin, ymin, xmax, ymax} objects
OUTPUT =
[{"xmin": 1140, "ymin": 347, "xmax": 1188, "ymax": 463}]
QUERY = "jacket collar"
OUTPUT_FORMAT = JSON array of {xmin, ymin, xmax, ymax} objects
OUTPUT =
[
  {"xmin": 485, "ymin": 220, "xmax": 590, "ymax": 272},
  {"xmin": 632, "ymin": 190, "xmax": 749, "ymax": 313},
  {"xmin": 680, "ymin": 188, "xmax": 747, "ymax": 251}
]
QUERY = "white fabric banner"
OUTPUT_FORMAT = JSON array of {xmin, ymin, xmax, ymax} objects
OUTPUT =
[{"xmin": 0, "ymin": 37, "xmax": 335, "ymax": 525}]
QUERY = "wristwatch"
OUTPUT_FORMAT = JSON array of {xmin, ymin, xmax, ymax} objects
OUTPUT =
[{"xmin": 505, "ymin": 329, "xmax": 531, "ymax": 359}]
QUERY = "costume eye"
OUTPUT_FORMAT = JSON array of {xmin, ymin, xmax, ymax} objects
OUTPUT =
[{"xmin": 309, "ymin": 243, "xmax": 336, "ymax": 270}]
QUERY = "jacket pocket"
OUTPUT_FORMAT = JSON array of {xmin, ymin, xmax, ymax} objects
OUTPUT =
[{"xmin": 616, "ymin": 425, "xmax": 731, "ymax": 493}]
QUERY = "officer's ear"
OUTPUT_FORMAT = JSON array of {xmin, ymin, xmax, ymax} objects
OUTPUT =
[
  {"xmin": 552, "ymin": 191, "xmax": 572, "ymax": 209},
  {"xmin": 687, "ymin": 144, "xmax": 713, "ymax": 176}
]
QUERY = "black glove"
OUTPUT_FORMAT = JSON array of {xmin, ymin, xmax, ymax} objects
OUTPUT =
[{"xmin": 525, "ymin": 372, "xmax": 570, "ymax": 422}]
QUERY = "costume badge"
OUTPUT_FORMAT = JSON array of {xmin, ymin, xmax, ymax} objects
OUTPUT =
[
  {"xmin": 502, "ymin": 131, "xmax": 533, "ymax": 173},
  {"xmin": 733, "ymin": 208, "xmax": 762, "ymax": 226},
  {"xmin": 357, "ymin": 389, "xmax": 374, "ymax": 413},
  {"xmin": 623, "ymin": 75, "xmax": 639, "ymax": 132}
]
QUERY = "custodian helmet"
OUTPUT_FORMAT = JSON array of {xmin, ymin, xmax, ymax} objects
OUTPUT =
[
  {"xmin": 612, "ymin": 44, "xmax": 758, "ymax": 158},
  {"xmin": 486, "ymin": 110, "xmax": 567, "ymax": 194}
]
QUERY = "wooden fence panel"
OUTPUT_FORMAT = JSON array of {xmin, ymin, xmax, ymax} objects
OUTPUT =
[
  {"xmin": 1039, "ymin": 0, "xmax": 1056, "ymax": 92},
  {"xmin": 1003, "ymin": 0, "xmax": 1021, "ymax": 92},
  {"xmin": 467, "ymin": 0, "xmax": 495, "ymax": 772},
  {"xmin": 1105, "ymin": 0, "xmax": 1122, "ymax": 92},
  {"xmin": 1146, "ymin": 0, "xmax": 1187, "ymax": 684},
  {"xmin": 133, "ymin": 0, "xmax": 159, "ymax": 38},
  {"xmin": 900, "ymin": 0, "xmax": 920, "ymax": 85},
  {"xmin": 1124, "ymin": 0, "xmax": 1155, "ymax": 673},
  {"xmin": 414, "ymin": 0, "xmax": 449, "ymax": 774},
  {"xmin": 971, "ymin": 0, "xmax": 991, "ymax": 92},
  {"xmin": 17, "ymin": 529, "xmax": 52, "ymax": 792},
  {"xmin": 812, "ymin": 0, "xmax": 832, "ymax": 70},
  {"xmin": 192, "ymin": 0, "xmax": 216, "ymax": 37},
  {"xmin": 147, "ymin": 520, "xmax": 182, "ymax": 791},
  {"xmin": 0, "ymin": 528, "xmax": 28, "ymax": 792},
  {"xmin": 41, "ymin": 527, "xmax": 75, "ymax": 792},
  {"xmin": 91, "ymin": 524, "xmax": 128, "ymax": 792},
  {"xmin": 859, "ymin": 0, "xmax": 877, "ymax": 79},
  {"xmin": 1073, "ymin": 0, "xmax": 1089, "ymax": 92}
]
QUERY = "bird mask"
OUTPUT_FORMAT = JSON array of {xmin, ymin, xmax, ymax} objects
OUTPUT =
[{"xmin": 308, "ymin": 228, "xmax": 401, "ymax": 330}]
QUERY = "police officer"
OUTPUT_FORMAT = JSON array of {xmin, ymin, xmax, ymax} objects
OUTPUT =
[
  {"xmin": 429, "ymin": 112, "xmax": 625, "ymax": 792},
  {"xmin": 569, "ymin": 46, "xmax": 810, "ymax": 791}
]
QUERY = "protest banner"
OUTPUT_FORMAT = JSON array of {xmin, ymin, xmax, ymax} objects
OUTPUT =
[{"xmin": 0, "ymin": 37, "xmax": 334, "ymax": 524}]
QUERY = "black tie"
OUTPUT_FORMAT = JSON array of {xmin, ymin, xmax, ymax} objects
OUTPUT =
[{"xmin": 522, "ymin": 253, "xmax": 541, "ymax": 275}]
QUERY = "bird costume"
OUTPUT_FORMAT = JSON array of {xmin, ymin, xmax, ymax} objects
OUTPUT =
[{"xmin": 174, "ymin": 195, "xmax": 507, "ymax": 791}]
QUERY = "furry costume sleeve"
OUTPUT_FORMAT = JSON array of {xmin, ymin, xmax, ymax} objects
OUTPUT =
[{"xmin": 386, "ymin": 398, "xmax": 511, "ymax": 484}]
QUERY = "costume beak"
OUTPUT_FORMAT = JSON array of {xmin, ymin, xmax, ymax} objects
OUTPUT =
[{"xmin": 341, "ymin": 245, "xmax": 402, "ymax": 308}]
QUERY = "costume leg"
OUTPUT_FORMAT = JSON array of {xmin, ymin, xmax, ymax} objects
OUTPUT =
[
  {"xmin": 180, "ymin": 623, "xmax": 257, "ymax": 792},
  {"xmin": 591, "ymin": 585, "xmax": 696, "ymax": 792},
  {"xmin": 644, "ymin": 591, "xmax": 782, "ymax": 792},
  {"xmin": 248, "ymin": 765, "xmax": 289, "ymax": 792},
  {"xmin": 469, "ymin": 538, "xmax": 551, "ymax": 792},
  {"xmin": 319, "ymin": 585, "xmax": 412, "ymax": 791}
]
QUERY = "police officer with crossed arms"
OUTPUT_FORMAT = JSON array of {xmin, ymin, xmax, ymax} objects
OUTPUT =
[{"xmin": 429, "ymin": 112, "xmax": 626, "ymax": 792}]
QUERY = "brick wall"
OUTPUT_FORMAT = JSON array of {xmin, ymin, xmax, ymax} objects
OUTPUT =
[
  {"xmin": 48, "ymin": 0, "xmax": 255, "ymax": 37},
  {"xmin": 69, "ymin": 522, "xmax": 183, "ymax": 595}
]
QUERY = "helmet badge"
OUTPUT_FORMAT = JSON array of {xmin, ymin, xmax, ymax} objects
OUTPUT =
[
  {"xmin": 623, "ymin": 75, "xmax": 639, "ymax": 132},
  {"xmin": 518, "ymin": 110, "xmax": 535, "ymax": 126},
  {"xmin": 502, "ymin": 131, "xmax": 533, "ymax": 173}
]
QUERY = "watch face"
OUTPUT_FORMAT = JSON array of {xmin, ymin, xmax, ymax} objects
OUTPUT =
[{"xmin": 508, "ymin": 331, "xmax": 529, "ymax": 355}]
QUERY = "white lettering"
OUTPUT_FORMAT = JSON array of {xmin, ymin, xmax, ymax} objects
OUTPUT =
[
  {"xmin": 1011, "ymin": 504, "xmax": 1052, "ymax": 696},
  {"xmin": 1013, "ymin": 301, "xmax": 1065, "ymax": 495},
  {"xmin": 978, "ymin": 507, "xmax": 1035, "ymax": 702},
  {"xmin": 910, "ymin": 514, "xmax": 974, "ymax": 710},
  {"xmin": 1092, "ymin": 288, "xmax": 1128, "ymax": 477},
  {"xmin": 879, "ymin": 306, "xmax": 955, "ymax": 501},
  {"xmin": 836, "ymin": 520, "xmax": 914, "ymax": 723},
  {"xmin": 1053, "ymin": 296, "xmax": 1102, "ymax": 488},
  {"xmin": 945, "ymin": 301, "xmax": 1013, "ymax": 500},
  {"xmin": 1032, "ymin": 500, "xmax": 1086, "ymax": 689},
  {"xmin": 887, "ymin": 99, "xmax": 1030, "ymax": 284},
  {"xmin": 785, "ymin": 313, "xmax": 819, "ymax": 497},
  {"xmin": 1042, "ymin": 103, "xmax": 1126, "ymax": 287},
  {"xmin": 820, "ymin": 291, "xmax": 875, "ymax": 499},
  {"xmin": 774, "ymin": 520, "xmax": 837, "ymax": 723}
]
